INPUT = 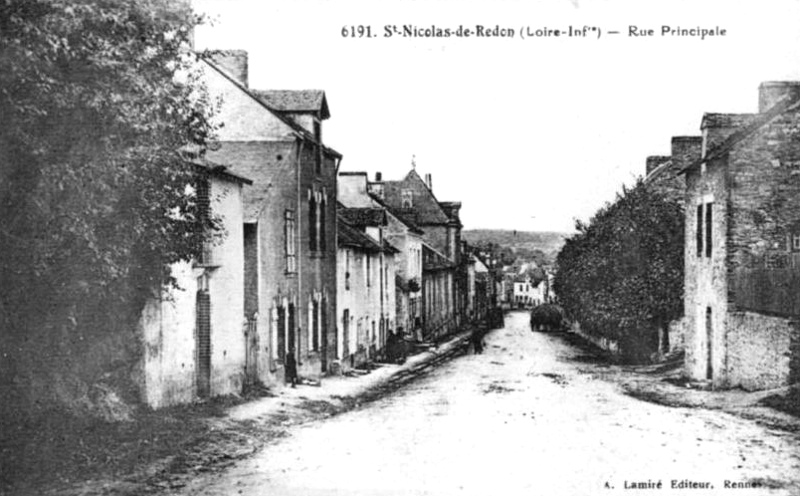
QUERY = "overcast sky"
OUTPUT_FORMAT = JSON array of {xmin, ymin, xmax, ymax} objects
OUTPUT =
[{"xmin": 193, "ymin": 0, "xmax": 800, "ymax": 233}]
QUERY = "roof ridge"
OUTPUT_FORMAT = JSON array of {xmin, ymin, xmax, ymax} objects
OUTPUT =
[
  {"xmin": 679, "ymin": 96, "xmax": 800, "ymax": 175},
  {"xmin": 199, "ymin": 53, "xmax": 341, "ymax": 158}
]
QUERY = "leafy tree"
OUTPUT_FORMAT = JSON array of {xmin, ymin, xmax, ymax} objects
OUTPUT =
[
  {"xmin": 0, "ymin": 0, "xmax": 215, "ymax": 419},
  {"xmin": 553, "ymin": 180, "xmax": 684, "ymax": 362}
]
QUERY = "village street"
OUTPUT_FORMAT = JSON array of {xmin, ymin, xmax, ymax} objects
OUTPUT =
[{"xmin": 169, "ymin": 312, "xmax": 800, "ymax": 496}]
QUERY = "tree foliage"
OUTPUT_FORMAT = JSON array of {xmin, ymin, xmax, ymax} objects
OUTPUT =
[
  {"xmin": 0, "ymin": 0, "xmax": 215, "ymax": 417},
  {"xmin": 553, "ymin": 180, "xmax": 684, "ymax": 362}
]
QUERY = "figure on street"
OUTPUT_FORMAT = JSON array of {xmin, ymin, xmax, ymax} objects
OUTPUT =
[
  {"xmin": 285, "ymin": 348, "xmax": 298, "ymax": 387},
  {"xmin": 471, "ymin": 327, "xmax": 484, "ymax": 354}
]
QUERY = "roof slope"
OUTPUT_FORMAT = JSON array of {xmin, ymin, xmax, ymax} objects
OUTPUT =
[
  {"xmin": 679, "ymin": 96, "xmax": 800, "ymax": 174},
  {"xmin": 253, "ymin": 90, "xmax": 330, "ymax": 119},
  {"xmin": 381, "ymin": 169, "xmax": 451, "ymax": 225},
  {"xmin": 199, "ymin": 54, "xmax": 341, "ymax": 159},
  {"xmin": 339, "ymin": 207, "xmax": 387, "ymax": 227},
  {"xmin": 423, "ymin": 243, "xmax": 454, "ymax": 271},
  {"xmin": 338, "ymin": 215, "xmax": 382, "ymax": 252}
]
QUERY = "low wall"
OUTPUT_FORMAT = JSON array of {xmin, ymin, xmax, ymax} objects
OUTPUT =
[
  {"xmin": 570, "ymin": 322, "xmax": 620, "ymax": 354},
  {"xmin": 726, "ymin": 311, "xmax": 793, "ymax": 390}
]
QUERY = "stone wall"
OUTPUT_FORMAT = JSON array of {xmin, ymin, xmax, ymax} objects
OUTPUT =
[{"xmin": 726, "ymin": 311, "xmax": 793, "ymax": 390}]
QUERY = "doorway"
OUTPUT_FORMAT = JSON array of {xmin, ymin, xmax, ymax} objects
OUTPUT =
[{"xmin": 705, "ymin": 306, "xmax": 713, "ymax": 381}]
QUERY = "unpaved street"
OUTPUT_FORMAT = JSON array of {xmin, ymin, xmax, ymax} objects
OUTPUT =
[{"xmin": 174, "ymin": 312, "xmax": 800, "ymax": 496}]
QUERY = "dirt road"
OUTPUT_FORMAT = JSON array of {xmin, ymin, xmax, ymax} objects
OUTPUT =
[{"xmin": 172, "ymin": 311, "xmax": 800, "ymax": 496}]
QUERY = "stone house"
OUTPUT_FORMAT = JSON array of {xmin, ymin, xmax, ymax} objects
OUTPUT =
[
  {"xmin": 471, "ymin": 255, "xmax": 493, "ymax": 322},
  {"xmin": 340, "ymin": 172, "xmax": 424, "ymax": 340},
  {"xmin": 338, "ymin": 205, "xmax": 398, "ymax": 360},
  {"xmin": 336, "ymin": 213, "xmax": 394, "ymax": 369},
  {"xmin": 370, "ymin": 168, "xmax": 467, "ymax": 335},
  {"xmin": 679, "ymin": 81, "xmax": 800, "ymax": 389},
  {"xmin": 421, "ymin": 243, "xmax": 457, "ymax": 340},
  {"xmin": 139, "ymin": 163, "xmax": 251, "ymax": 408},
  {"xmin": 199, "ymin": 50, "xmax": 340, "ymax": 386},
  {"xmin": 512, "ymin": 276, "xmax": 545, "ymax": 308}
]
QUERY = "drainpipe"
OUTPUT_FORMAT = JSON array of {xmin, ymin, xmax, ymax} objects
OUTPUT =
[
  {"xmin": 334, "ymin": 156, "xmax": 341, "ymax": 360},
  {"xmin": 293, "ymin": 137, "xmax": 305, "ymax": 362}
]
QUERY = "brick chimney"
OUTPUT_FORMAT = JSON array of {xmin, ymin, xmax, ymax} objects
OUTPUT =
[
  {"xmin": 206, "ymin": 49, "xmax": 249, "ymax": 88},
  {"xmin": 758, "ymin": 81, "xmax": 800, "ymax": 112},
  {"xmin": 375, "ymin": 172, "xmax": 382, "ymax": 182},
  {"xmin": 646, "ymin": 155, "xmax": 671, "ymax": 176}
]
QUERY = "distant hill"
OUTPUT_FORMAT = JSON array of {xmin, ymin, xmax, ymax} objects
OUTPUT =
[{"xmin": 463, "ymin": 229, "xmax": 571, "ymax": 260}]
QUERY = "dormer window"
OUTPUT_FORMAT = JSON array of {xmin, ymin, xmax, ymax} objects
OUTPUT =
[{"xmin": 401, "ymin": 189, "xmax": 413, "ymax": 208}]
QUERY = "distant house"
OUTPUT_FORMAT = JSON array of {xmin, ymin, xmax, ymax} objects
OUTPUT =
[
  {"xmin": 199, "ymin": 49, "xmax": 340, "ymax": 386},
  {"xmin": 139, "ymin": 163, "xmax": 251, "ymax": 408},
  {"xmin": 472, "ymin": 255, "xmax": 492, "ymax": 321},
  {"xmin": 370, "ymin": 168, "xmax": 466, "ymax": 336},
  {"xmin": 337, "ymin": 205, "xmax": 398, "ymax": 360},
  {"xmin": 336, "ymin": 212, "xmax": 396, "ymax": 369},
  {"xmin": 679, "ymin": 81, "xmax": 800, "ymax": 389},
  {"xmin": 422, "ymin": 243, "xmax": 456, "ymax": 340}
]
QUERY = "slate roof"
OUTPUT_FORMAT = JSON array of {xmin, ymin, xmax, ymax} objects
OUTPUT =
[
  {"xmin": 368, "ymin": 192, "xmax": 425, "ymax": 234},
  {"xmin": 382, "ymin": 239, "xmax": 400, "ymax": 254},
  {"xmin": 381, "ymin": 169, "xmax": 451, "ymax": 225},
  {"xmin": 253, "ymin": 90, "xmax": 330, "ymax": 119},
  {"xmin": 338, "ymin": 215, "xmax": 382, "ymax": 252},
  {"xmin": 338, "ymin": 207, "xmax": 387, "ymax": 227}
]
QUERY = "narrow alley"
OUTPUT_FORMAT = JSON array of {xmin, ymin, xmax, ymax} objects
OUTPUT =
[{"xmin": 170, "ymin": 312, "xmax": 800, "ymax": 496}]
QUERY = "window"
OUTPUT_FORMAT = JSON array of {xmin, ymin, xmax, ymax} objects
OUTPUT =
[
  {"xmin": 345, "ymin": 250, "xmax": 351, "ymax": 291},
  {"xmin": 277, "ymin": 305, "xmax": 286, "ymax": 362},
  {"xmin": 319, "ymin": 199, "xmax": 327, "ymax": 252},
  {"xmin": 270, "ymin": 307, "xmax": 279, "ymax": 360},
  {"xmin": 309, "ymin": 195, "xmax": 317, "ymax": 251},
  {"xmin": 705, "ymin": 202, "xmax": 713, "ymax": 258},
  {"xmin": 401, "ymin": 189, "xmax": 413, "ymax": 208},
  {"xmin": 314, "ymin": 142, "xmax": 322, "ymax": 175},
  {"xmin": 793, "ymin": 233, "xmax": 800, "ymax": 252},
  {"xmin": 366, "ymin": 256, "xmax": 372, "ymax": 287},
  {"xmin": 285, "ymin": 210, "xmax": 296, "ymax": 273},
  {"xmin": 696, "ymin": 204, "xmax": 703, "ymax": 258},
  {"xmin": 312, "ymin": 299, "xmax": 320, "ymax": 351}
]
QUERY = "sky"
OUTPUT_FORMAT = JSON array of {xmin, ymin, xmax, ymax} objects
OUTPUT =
[{"xmin": 193, "ymin": 0, "xmax": 800, "ymax": 233}]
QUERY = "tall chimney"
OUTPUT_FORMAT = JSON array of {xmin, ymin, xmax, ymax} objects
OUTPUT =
[
  {"xmin": 425, "ymin": 173, "xmax": 432, "ymax": 190},
  {"xmin": 375, "ymin": 172, "xmax": 382, "ymax": 182},
  {"xmin": 671, "ymin": 136, "xmax": 702, "ymax": 172},
  {"xmin": 206, "ymin": 49, "xmax": 249, "ymax": 88},
  {"xmin": 758, "ymin": 81, "xmax": 800, "ymax": 113}
]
